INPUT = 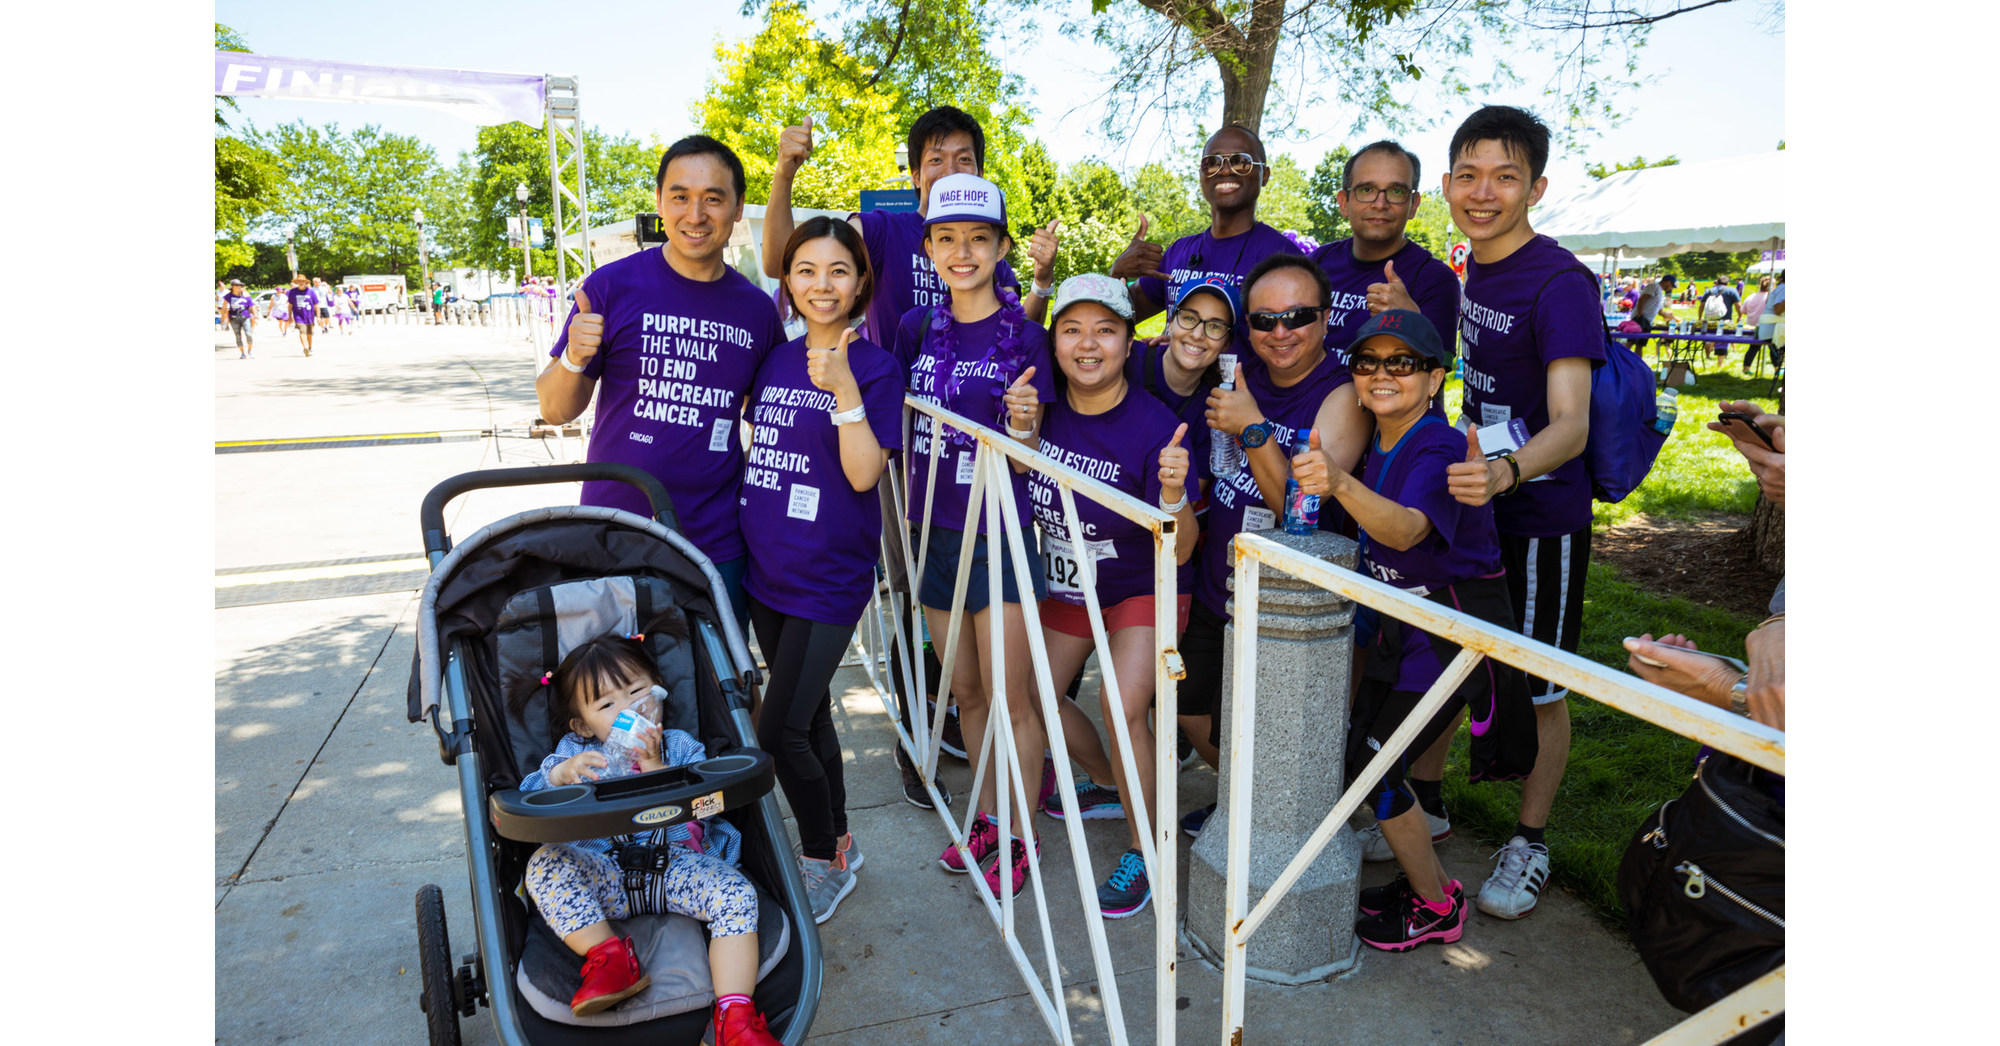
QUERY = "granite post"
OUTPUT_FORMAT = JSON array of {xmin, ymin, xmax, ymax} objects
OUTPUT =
[{"xmin": 1182, "ymin": 529, "xmax": 1362, "ymax": 983}]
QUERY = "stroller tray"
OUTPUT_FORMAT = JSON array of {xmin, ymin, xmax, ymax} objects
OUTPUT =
[{"xmin": 489, "ymin": 751, "xmax": 775, "ymax": 844}]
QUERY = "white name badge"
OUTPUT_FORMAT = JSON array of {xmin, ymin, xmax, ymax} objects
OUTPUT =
[
  {"xmin": 708, "ymin": 417, "xmax": 734, "ymax": 452},
  {"xmin": 1478, "ymin": 402, "xmax": 1512, "ymax": 428},
  {"xmin": 1043, "ymin": 533, "xmax": 1117, "ymax": 597},
  {"xmin": 1241, "ymin": 506, "xmax": 1277, "ymax": 533},
  {"xmin": 787, "ymin": 483, "xmax": 820, "ymax": 522},
  {"xmin": 956, "ymin": 451, "xmax": 976, "ymax": 485}
]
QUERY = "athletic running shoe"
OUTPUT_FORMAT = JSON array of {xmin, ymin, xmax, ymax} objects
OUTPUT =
[
  {"xmin": 895, "ymin": 743, "xmax": 951, "ymax": 810},
  {"xmin": 835, "ymin": 832, "xmax": 863, "ymax": 873},
  {"xmin": 1476, "ymin": 836, "xmax": 1551, "ymax": 920},
  {"xmin": 1097, "ymin": 848, "xmax": 1151, "ymax": 918},
  {"xmin": 798, "ymin": 855, "xmax": 856, "ymax": 924},
  {"xmin": 1180, "ymin": 802, "xmax": 1216, "ymax": 839},
  {"xmin": 1038, "ymin": 757, "xmax": 1057, "ymax": 813},
  {"xmin": 931, "ymin": 700, "xmax": 968, "ymax": 760},
  {"xmin": 939, "ymin": 812, "xmax": 1000, "ymax": 874},
  {"xmin": 1355, "ymin": 880, "xmax": 1465, "ymax": 952},
  {"xmin": 1178, "ymin": 728, "xmax": 1199, "ymax": 770},
  {"xmin": 1356, "ymin": 810, "xmax": 1452, "ymax": 862},
  {"xmin": 981, "ymin": 833, "xmax": 1040, "ymax": 899},
  {"xmin": 1045, "ymin": 780, "xmax": 1124, "ymax": 821},
  {"xmin": 1357, "ymin": 873, "xmax": 1419, "ymax": 917}
]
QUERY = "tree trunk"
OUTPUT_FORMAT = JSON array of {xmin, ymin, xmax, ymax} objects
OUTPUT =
[
  {"xmin": 1214, "ymin": 0, "xmax": 1285, "ymax": 135},
  {"xmin": 1749, "ymin": 493, "xmax": 1784, "ymax": 574}
]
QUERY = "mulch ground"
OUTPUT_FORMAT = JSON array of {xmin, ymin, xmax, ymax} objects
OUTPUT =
[{"xmin": 1594, "ymin": 513, "xmax": 1782, "ymax": 619}]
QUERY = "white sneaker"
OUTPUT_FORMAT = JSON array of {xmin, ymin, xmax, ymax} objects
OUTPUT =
[
  {"xmin": 1356, "ymin": 811, "xmax": 1452, "ymax": 862},
  {"xmin": 1476, "ymin": 836, "xmax": 1551, "ymax": 920}
]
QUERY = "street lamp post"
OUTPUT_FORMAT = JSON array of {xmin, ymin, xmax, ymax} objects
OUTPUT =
[
  {"xmin": 515, "ymin": 182, "xmax": 533, "ymax": 285},
  {"xmin": 414, "ymin": 207, "xmax": 429, "ymax": 322}
]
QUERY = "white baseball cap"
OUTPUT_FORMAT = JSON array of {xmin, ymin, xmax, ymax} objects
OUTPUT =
[{"xmin": 925, "ymin": 173, "xmax": 1007, "ymax": 228}]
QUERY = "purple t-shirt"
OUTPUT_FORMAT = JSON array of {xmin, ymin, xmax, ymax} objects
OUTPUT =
[
  {"xmin": 1136, "ymin": 222, "xmax": 1302, "ymax": 315},
  {"xmin": 1029, "ymin": 390, "xmax": 1185, "ymax": 607},
  {"xmin": 1459, "ymin": 234, "xmax": 1607, "ymax": 537},
  {"xmin": 739, "ymin": 335, "xmax": 906, "ymax": 626},
  {"xmin": 1124, "ymin": 340, "xmax": 1215, "ymax": 508},
  {"xmin": 284, "ymin": 286, "xmax": 316, "ymax": 318},
  {"xmin": 550, "ymin": 249, "xmax": 784, "ymax": 563},
  {"xmin": 223, "ymin": 293, "xmax": 256, "ymax": 320},
  {"xmin": 853, "ymin": 209, "xmax": 1019, "ymax": 349},
  {"xmin": 1196, "ymin": 350, "xmax": 1352, "ymax": 616},
  {"xmin": 1312, "ymin": 238, "xmax": 1460, "ymax": 363},
  {"xmin": 894, "ymin": 306, "xmax": 1055, "ymax": 534}
]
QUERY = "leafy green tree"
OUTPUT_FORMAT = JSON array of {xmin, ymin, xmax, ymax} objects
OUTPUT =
[
  {"xmin": 1127, "ymin": 161, "xmax": 1202, "ymax": 243},
  {"xmin": 240, "ymin": 121, "xmax": 458, "ymax": 283},
  {"xmin": 1305, "ymin": 145, "xmax": 1354, "ymax": 244},
  {"xmin": 442, "ymin": 122, "xmax": 659, "ymax": 275},
  {"xmin": 1658, "ymin": 250, "xmax": 1758, "ymax": 283},
  {"xmin": 1585, "ymin": 153, "xmax": 1680, "ymax": 180},
  {"xmin": 1256, "ymin": 155, "xmax": 1313, "ymax": 239},
  {"xmin": 1402, "ymin": 193, "xmax": 1457, "ymax": 260},
  {"xmin": 214, "ymin": 22, "xmax": 275, "ymax": 276}
]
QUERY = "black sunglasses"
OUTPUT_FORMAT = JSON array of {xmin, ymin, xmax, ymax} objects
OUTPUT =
[
  {"xmin": 1245, "ymin": 306, "xmax": 1327, "ymax": 332},
  {"xmin": 1348, "ymin": 353, "xmax": 1435, "ymax": 377}
]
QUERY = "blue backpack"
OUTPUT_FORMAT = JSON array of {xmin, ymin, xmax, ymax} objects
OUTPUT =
[{"xmin": 1534, "ymin": 264, "xmax": 1667, "ymax": 503}]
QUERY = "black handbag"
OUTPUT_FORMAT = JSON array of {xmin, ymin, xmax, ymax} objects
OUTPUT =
[{"xmin": 1618, "ymin": 750, "xmax": 1785, "ymax": 1042}]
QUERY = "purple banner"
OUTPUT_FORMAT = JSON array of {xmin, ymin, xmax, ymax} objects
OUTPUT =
[{"xmin": 214, "ymin": 51, "xmax": 546, "ymax": 126}]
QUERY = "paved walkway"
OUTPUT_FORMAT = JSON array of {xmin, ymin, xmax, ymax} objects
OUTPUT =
[{"xmin": 212, "ymin": 313, "xmax": 1686, "ymax": 1043}]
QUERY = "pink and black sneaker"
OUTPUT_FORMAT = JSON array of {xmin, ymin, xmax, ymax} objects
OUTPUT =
[
  {"xmin": 1355, "ymin": 879, "xmax": 1466, "ymax": 952},
  {"xmin": 939, "ymin": 812, "xmax": 1000, "ymax": 874}
]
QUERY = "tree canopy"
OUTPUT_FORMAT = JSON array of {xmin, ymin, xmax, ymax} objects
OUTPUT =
[{"xmin": 1585, "ymin": 153, "xmax": 1681, "ymax": 180}]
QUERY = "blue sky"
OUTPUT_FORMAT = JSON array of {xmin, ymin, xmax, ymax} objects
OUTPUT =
[{"xmin": 216, "ymin": 0, "xmax": 1783, "ymax": 193}]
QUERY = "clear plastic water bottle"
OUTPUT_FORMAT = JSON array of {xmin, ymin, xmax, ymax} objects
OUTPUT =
[
  {"xmin": 1653, "ymin": 387, "xmax": 1679, "ymax": 436},
  {"xmin": 598, "ymin": 684, "xmax": 668, "ymax": 779},
  {"xmin": 1210, "ymin": 354, "xmax": 1243, "ymax": 478},
  {"xmin": 1283, "ymin": 433, "xmax": 1320, "ymax": 534}
]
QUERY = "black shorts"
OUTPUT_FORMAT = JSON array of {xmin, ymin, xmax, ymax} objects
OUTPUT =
[
  {"xmin": 914, "ymin": 524, "xmax": 1047, "ymax": 613},
  {"xmin": 1178, "ymin": 598, "xmax": 1228, "ymax": 735},
  {"xmin": 1499, "ymin": 527, "xmax": 1592, "ymax": 703}
]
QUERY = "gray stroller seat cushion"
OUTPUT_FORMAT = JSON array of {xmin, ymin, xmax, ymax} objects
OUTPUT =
[{"xmin": 516, "ymin": 887, "xmax": 789, "ymax": 1026}]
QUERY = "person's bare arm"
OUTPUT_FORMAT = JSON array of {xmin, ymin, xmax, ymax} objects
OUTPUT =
[
  {"xmin": 536, "ymin": 285, "xmax": 600, "ymax": 424},
  {"xmin": 1293, "ymin": 429, "xmax": 1432, "ymax": 550},
  {"xmin": 1446, "ymin": 356, "xmax": 1592, "ymax": 506},
  {"xmin": 761, "ymin": 118, "xmax": 813, "ymax": 278}
]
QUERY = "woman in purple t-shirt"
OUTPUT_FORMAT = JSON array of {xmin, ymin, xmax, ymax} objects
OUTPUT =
[
  {"xmin": 894, "ymin": 175, "xmax": 1057, "ymax": 900},
  {"xmin": 1290, "ymin": 309, "xmax": 1534, "ymax": 954},
  {"xmin": 1026, "ymin": 273, "xmax": 1197, "ymax": 920},
  {"xmin": 739, "ymin": 218, "xmax": 903, "ymax": 923}
]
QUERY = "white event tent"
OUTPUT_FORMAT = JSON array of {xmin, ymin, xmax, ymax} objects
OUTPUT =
[{"xmin": 1535, "ymin": 151, "xmax": 1786, "ymax": 260}]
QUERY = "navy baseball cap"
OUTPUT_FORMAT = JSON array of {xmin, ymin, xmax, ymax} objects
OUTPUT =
[
  {"xmin": 1172, "ymin": 275, "xmax": 1242, "ymax": 325},
  {"xmin": 1347, "ymin": 309, "xmax": 1449, "ymax": 367}
]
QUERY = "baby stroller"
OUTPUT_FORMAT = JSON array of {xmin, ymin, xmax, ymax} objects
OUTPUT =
[{"xmin": 406, "ymin": 462, "xmax": 821, "ymax": 1044}]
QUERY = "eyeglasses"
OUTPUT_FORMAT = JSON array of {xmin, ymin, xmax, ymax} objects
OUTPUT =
[
  {"xmin": 1348, "ymin": 353, "xmax": 1433, "ymax": 377},
  {"xmin": 1245, "ymin": 306, "xmax": 1326, "ymax": 332},
  {"xmin": 1346, "ymin": 185, "xmax": 1413, "ymax": 204},
  {"xmin": 1200, "ymin": 152, "xmax": 1267, "ymax": 177},
  {"xmin": 1172, "ymin": 309, "xmax": 1233, "ymax": 341}
]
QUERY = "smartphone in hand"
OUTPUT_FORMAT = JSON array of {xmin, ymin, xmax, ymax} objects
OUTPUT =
[{"xmin": 1715, "ymin": 410, "xmax": 1776, "ymax": 450}]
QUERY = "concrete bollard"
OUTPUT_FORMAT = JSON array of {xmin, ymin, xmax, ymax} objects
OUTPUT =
[{"xmin": 1184, "ymin": 529, "xmax": 1362, "ymax": 984}]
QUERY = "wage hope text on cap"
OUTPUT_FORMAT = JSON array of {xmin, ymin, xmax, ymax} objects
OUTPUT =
[
  {"xmin": 1050, "ymin": 272, "xmax": 1132, "ymax": 323},
  {"xmin": 924, "ymin": 172, "xmax": 1007, "ymax": 227},
  {"xmin": 1347, "ymin": 308, "xmax": 1449, "ymax": 367},
  {"xmin": 1172, "ymin": 275, "xmax": 1243, "ymax": 326}
]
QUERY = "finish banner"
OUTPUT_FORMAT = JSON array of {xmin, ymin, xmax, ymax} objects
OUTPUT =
[{"xmin": 213, "ymin": 51, "xmax": 546, "ymax": 126}]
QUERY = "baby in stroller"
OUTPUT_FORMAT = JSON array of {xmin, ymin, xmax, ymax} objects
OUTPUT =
[{"xmin": 520, "ymin": 630, "xmax": 782, "ymax": 1046}]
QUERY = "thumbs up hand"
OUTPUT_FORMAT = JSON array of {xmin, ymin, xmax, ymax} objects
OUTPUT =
[
  {"xmin": 1445, "ymin": 424, "xmax": 1504, "ymax": 506},
  {"xmin": 776, "ymin": 115, "xmax": 815, "ymax": 178},
  {"xmin": 1003, "ymin": 365, "xmax": 1042, "ymax": 435},
  {"xmin": 1109, "ymin": 214, "xmax": 1169, "ymax": 282},
  {"xmin": 1158, "ymin": 423, "xmax": 1191, "ymax": 500},
  {"xmin": 1288, "ymin": 427, "xmax": 1332, "ymax": 496},
  {"xmin": 561, "ymin": 284, "xmax": 602, "ymax": 371},
  {"xmin": 1027, "ymin": 219, "xmax": 1062, "ymax": 287},
  {"xmin": 807, "ymin": 326, "xmax": 858, "ymax": 397},
  {"xmin": 1366, "ymin": 259, "xmax": 1419, "ymax": 315}
]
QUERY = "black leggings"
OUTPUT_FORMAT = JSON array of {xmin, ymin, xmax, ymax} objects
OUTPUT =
[{"xmin": 747, "ymin": 596, "xmax": 852, "ymax": 860}]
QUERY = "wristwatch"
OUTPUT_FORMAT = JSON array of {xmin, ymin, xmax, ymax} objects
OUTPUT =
[
  {"xmin": 1729, "ymin": 679, "xmax": 1749, "ymax": 716},
  {"xmin": 1239, "ymin": 420, "xmax": 1275, "ymax": 449}
]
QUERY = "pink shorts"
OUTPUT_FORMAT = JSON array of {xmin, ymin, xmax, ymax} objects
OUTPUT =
[{"xmin": 1039, "ymin": 594, "xmax": 1193, "ymax": 639}]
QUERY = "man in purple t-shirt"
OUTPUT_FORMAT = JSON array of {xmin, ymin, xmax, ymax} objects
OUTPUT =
[
  {"xmin": 539, "ymin": 135, "xmax": 785, "ymax": 624},
  {"xmin": 1309, "ymin": 140, "xmax": 1460, "ymax": 371},
  {"xmin": 1423, "ymin": 104, "xmax": 1607, "ymax": 923},
  {"xmin": 1112, "ymin": 124, "xmax": 1302, "ymax": 324}
]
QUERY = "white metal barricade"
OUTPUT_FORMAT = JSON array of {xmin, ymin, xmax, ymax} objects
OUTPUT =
[
  {"xmin": 845, "ymin": 394, "xmax": 1185, "ymax": 1045},
  {"xmin": 1217, "ymin": 531, "xmax": 1786, "ymax": 1046}
]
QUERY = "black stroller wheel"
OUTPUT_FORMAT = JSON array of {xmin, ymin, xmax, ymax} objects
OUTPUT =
[{"xmin": 415, "ymin": 884, "xmax": 462, "ymax": 1046}]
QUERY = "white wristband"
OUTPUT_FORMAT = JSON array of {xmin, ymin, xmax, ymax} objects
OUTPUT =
[
  {"xmin": 829, "ymin": 405, "xmax": 867, "ymax": 426},
  {"xmin": 558, "ymin": 352, "xmax": 587, "ymax": 374},
  {"xmin": 1159, "ymin": 492, "xmax": 1189, "ymax": 514},
  {"xmin": 1031, "ymin": 281, "xmax": 1054, "ymax": 299},
  {"xmin": 1006, "ymin": 424, "xmax": 1035, "ymax": 439}
]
